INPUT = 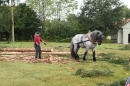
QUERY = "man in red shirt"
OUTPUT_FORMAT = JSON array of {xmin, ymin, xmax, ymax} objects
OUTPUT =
[{"xmin": 34, "ymin": 31, "xmax": 46, "ymax": 59}]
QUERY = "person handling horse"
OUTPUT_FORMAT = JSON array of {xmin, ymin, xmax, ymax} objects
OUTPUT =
[{"xmin": 34, "ymin": 31, "xmax": 46, "ymax": 59}]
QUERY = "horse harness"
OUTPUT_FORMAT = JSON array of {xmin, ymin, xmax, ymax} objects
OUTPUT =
[{"xmin": 77, "ymin": 33, "xmax": 97, "ymax": 48}]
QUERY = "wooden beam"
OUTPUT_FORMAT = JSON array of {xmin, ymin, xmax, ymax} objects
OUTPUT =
[
  {"xmin": 0, "ymin": 52, "xmax": 70, "ymax": 55},
  {"xmin": 0, "ymin": 48, "xmax": 53, "ymax": 52}
]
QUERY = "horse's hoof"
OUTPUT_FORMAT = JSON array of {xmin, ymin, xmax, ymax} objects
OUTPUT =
[
  {"xmin": 93, "ymin": 60, "xmax": 96, "ymax": 62},
  {"xmin": 75, "ymin": 57, "xmax": 79, "ymax": 60},
  {"xmin": 75, "ymin": 59, "xmax": 80, "ymax": 62}
]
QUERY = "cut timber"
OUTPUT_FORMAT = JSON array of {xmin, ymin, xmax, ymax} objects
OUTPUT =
[
  {"xmin": 42, "ymin": 52, "xmax": 70, "ymax": 54},
  {"xmin": 0, "ymin": 48, "xmax": 53, "ymax": 52},
  {"xmin": 0, "ymin": 52, "xmax": 70, "ymax": 55}
]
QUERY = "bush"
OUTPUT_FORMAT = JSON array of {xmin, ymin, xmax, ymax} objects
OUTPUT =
[
  {"xmin": 102, "ymin": 38, "xmax": 111, "ymax": 43},
  {"xmin": 60, "ymin": 38, "xmax": 71, "ymax": 42},
  {"xmin": 121, "ymin": 44, "xmax": 130, "ymax": 50},
  {"xmin": 75, "ymin": 68, "xmax": 86, "ymax": 76}
]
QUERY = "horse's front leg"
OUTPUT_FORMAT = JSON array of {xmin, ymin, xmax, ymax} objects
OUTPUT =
[
  {"xmin": 92, "ymin": 48, "xmax": 96, "ymax": 62},
  {"xmin": 83, "ymin": 48, "xmax": 89, "ymax": 60}
]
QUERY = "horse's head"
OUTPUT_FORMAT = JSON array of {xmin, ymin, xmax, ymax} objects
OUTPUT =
[
  {"xmin": 96, "ymin": 32, "xmax": 104, "ymax": 45},
  {"xmin": 90, "ymin": 30, "xmax": 104, "ymax": 45}
]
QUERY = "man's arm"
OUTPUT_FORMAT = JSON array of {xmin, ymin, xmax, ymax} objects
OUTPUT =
[{"xmin": 40, "ymin": 37, "xmax": 46, "ymax": 45}]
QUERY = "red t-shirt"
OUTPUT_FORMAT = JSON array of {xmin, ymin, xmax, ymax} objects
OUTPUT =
[
  {"xmin": 127, "ymin": 84, "xmax": 130, "ymax": 86},
  {"xmin": 34, "ymin": 35, "xmax": 43, "ymax": 45}
]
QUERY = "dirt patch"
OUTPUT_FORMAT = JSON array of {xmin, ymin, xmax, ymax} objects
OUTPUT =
[{"xmin": 0, "ymin": 54, "xmax": 72, "ymax": 64}]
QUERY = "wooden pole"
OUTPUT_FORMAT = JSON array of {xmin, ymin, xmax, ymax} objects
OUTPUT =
[
  {"xmin": 0, "ymin": 48, "xmax": 53, "ymax": 52},
  {"xmin": 11, "ymin": 0, "xmax": 15, "ymax": 43},
  {"xmin": 0, "ymin": 52, "xmax": 70, "ymax": 55}
]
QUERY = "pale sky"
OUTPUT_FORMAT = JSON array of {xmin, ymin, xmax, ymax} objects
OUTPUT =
[{"xmin": 120, "ymin": 0, "xmax": 130, "ymax": 8}]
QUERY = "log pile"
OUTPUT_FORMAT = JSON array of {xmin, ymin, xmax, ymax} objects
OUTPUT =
[
  {"xmin": 0, "ymin": 54, "xmax": 72, "ymax": 63},
  {"xmin": 0, "ymin": 48, "xmax": 71, "ymax": 63}
]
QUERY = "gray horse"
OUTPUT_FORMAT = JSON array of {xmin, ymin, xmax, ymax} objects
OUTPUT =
[{"xmin": 70, "ymin": 30, "xmax": 104, "ymax": 61}]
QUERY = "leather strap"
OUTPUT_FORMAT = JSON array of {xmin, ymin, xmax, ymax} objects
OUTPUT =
[{"xmin": 88, "ymin": 33, "xmax": 97, "ymax": 44}]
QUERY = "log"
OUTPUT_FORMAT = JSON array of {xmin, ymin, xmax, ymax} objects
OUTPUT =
[
  {"xmin": 0, "ymin": 52, "xmax": 71, "ymax": 55},
  {"xmin": 0, "ymin": 48, "xmax": 53, "ymax": 52}
]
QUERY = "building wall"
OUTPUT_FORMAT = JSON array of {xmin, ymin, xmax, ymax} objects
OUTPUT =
[
  {"xmin": 117, "ymin": 30, "xmax": 122, "ymax": 43},
  {"xmin": 122, "ymin": 22, "xmax": 130, "ymax": 44}
]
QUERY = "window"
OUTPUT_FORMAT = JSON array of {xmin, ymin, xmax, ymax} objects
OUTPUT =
[{"xmin": 128, "ymin": 34, "xmax": 130, "ymax": 43}]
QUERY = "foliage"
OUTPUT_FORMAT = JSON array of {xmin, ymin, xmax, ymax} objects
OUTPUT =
[
  {"xmin": 14, "ymin": 3, "xmax": 41, "ymax": 41},
  {"xmin": 122, "ymin": 5, "xmax": 130, "ymax": 19},
  {"xmin": 43, "ymin": 20, "xmax": 76, "ymax": 42},
  {"xmin": 0, "ymin": 4, "xmax": 10, "ymax": 32},
  {"xmin": 102, "ymin": 38, "xmax": 111, "ymax": 43},
  {"xmin": 75, "ymin": 68, "xmax": 113, "ymax": 78},
  {"xmin": 0, "ymin": 4, "xmax": 11, "ymax": 41},
  {"xmin": 99, "ymin": 53, "xmax": 129, "ymax": 70},
  {"xmin": 26, "ymin": 0, "xmax": 77, "ymax": 20},
  {"xmin": 78, "ymin": 0, "xmax": 124, "ymax": 36},
  {"xmin": 0, "ymin": 0, "xmax": 9, "ymax": 5},
  {"xmin": 67, "ymin": 14, "xmax": 80, "ymax": 33},
  {"xmin": 26, "ymin": 0, "xmax": 78, "ymax": 32},
  {"xmin": 121, "ymin": 44, "xmax": 130, "ymax": 50}
]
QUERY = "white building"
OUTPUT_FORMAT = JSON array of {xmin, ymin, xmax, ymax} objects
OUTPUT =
[{"xmin": 117, "ymin": 19, "xmax": 130, "ymax": 44}]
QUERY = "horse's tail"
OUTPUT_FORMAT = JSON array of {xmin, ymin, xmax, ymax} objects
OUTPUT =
[{"xmin": 70, "ymin": 40, "xmax": 75, "ymax": 58}]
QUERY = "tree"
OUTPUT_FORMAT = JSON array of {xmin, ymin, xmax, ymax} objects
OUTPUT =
[
  {"xmin": 44, "ymin": 19, "xmax": 76, "ymax": 42},
  {"xmin": 78, "ymin": 0, "xmax": 124, "ymax": 36},
  {"xmin": 122, "ymin": 6, "xmax": 130, "ymax": 19},
  {"xmin": 11, "ymin": 0, "xmax": 15, "ymax": 42},
  {"xmin": 0, "ymin": 0, "xmax": 9, "ymax": 5},
  {"xmin": 25, "ymin": 0, "xmax": 78, "ymax": 31},
  {"xmin": 0, "ymin": 4, "xmax": 11, "ymax": 41},
  {"xmin": 67, "ymin": 14, "xmax": 79, "ymax": 33},
  {"xmin": 14, "ymin": 3, "xmax": 41, "ymax": 41},
  {"xmin": 52, "ymin": 0, "xmax": 78, "ymax": 29},
  {"xmin": 25, "ymin": 0, "xmax": 54, "ymax": 33}
]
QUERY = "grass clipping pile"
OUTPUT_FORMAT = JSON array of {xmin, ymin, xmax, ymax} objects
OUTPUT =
[{"xmin": 0, "ymin": 54, "xmax": 71, "ymax": 63}]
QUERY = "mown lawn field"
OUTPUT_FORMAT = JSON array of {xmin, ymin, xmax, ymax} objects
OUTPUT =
[{"xmin": 0, "ymin": 42, "xmax": 130, "ymax": 86}]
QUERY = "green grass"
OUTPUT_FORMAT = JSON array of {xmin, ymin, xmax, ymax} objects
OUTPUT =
[{"xmin": 0, "ymin": 42, "xmax": 130, "ymax": 86}]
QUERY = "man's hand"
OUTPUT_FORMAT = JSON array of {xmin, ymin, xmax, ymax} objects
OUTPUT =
[{"xmin": 43, "ymin": 42, "xmax": 46, "ymax": 45}]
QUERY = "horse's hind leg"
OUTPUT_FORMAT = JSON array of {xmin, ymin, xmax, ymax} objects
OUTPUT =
[{"xmin": 73, "ymin": 43, "xmax": 79, "ymax": 60}]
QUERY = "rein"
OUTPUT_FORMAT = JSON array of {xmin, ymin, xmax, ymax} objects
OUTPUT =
[{"xmin": 77, "ymin": 35, "xmax": 89, "ymax": 44}]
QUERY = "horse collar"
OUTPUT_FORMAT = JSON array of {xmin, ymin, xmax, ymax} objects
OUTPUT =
[{"xmin": 88, "ymin": 33, "xmax": 97, "ymax": 44}]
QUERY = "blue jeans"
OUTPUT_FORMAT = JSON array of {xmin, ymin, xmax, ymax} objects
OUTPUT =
[{"xmin": 34, "ymin": 44, "xmax": 41, "ymax": 59}]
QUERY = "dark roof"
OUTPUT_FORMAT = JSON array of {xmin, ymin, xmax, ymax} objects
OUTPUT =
[{"xmin": 121, "ymin": 19, "xmax": 130, "ymax": 27}]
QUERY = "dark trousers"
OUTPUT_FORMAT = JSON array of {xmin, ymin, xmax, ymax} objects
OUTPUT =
[{"xmin": 34, "ymin": 44, "xmax": 41, "ymax": 59}]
